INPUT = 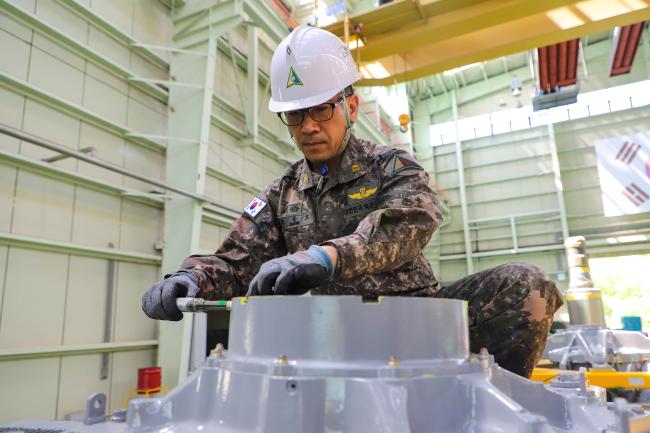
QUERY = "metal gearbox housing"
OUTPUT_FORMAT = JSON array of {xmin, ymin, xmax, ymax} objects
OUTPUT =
[
  {"xmin": 545, "ymin": 325, "xmax": 650, "ymax": 369},
  {"xmin": 3, "ymin": 296, "xmax": 650, "ymax": 433}
]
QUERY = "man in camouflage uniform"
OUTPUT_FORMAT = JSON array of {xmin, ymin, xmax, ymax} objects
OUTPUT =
[{"xmin": 142, "ymin": 26, "xmax": 562, "ymax": 378}]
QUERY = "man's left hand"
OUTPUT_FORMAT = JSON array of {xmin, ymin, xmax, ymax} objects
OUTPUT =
[{"xmin": 247, "ymin": 245, "xmax": 335, "ymax": 296}]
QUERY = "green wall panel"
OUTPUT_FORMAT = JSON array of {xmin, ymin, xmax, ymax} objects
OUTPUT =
[
  {"xmin": 83, "ymin": 74, "xmax": 129, "ymax": 126},
  {"xmin": 0, "ymin": 248, "xmax": 68, "ymax": 348},
  {"xmin": 32, "ymin": 32, "xmax": 86, "ymax": 71},
  {"xmin": 71, "ymin": 188, "xmax": 122, "ymax": 248},
  {"xmin": 36, "ymin": 0, "xmax": 89, "ymax": 42},
  {"xmin": 0, "ymin": 9, "xmax": 33, "ymax": 42},
  {"xmin": 122, "ymin": 141, "xmax": 164, "ymax": 191},
  {"xmin": 63, "ymin": 256, "xmax": 110, "ymax": 345},
  {"xmin": 21, "ymin": 100, "xmax": 80, "ymax": 170},
  {"xmin": 0, "ymin": 357, "xmax": 60, "ymax": 422},
  {"xmin": 0, "ymin": 26, "xmax": 30, "ymax": 80},
  {"xmin": 29, "ymin": 47, "xmax": 85, "ymax": 106},
  {"xmin": 0, "ymin": 246, "xmax": 7, "ymax": 314},
  {"xmin": 0, "ymin": 88, "xmax": 24, "ymax": 153},
  {"xmin": 56, "ymin": 354, "xmax": 110, "ymax": 419},
  {"xmin": 119, "ymin": 201, "xmax": 161, "ymax": 254},
  {"xmin": 132, "ymin": 0, "xmax": 171, "ymax": 62},
  {"xmin": 199, "ymin": 222, "xmax": 227, "ymax": 253},
  {"xmin": 113, "ymin": 262, "xmax": 157, "ymax": 342},
  {"xmin": 126, "ymin": 95, "xmax": 167, "ymax": 137},
  {"xmin": 87, "ymin": 25, "xmax": 131, "ymax": 70},
  {"xmin": 12, "ymin": 170, "xmax": 75, "ymax": 241},
  {"xmin": 89, "ymin": 0, "xmax": 133, "ymax": 37},
  {"xmin": 77, "ymin": 124, "xmax": 125, "ymax": 185},
  {"xmin": 0, "ymin": 165, "xmax": 17, "ymax": 232}
]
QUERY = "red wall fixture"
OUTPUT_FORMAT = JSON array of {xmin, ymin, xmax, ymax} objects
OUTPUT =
[
  {"xmin": 537, "ymin": 39, "xmax": 579, "ymax": 94},
  {"xmin": 610, "ymin": 22, "xmax": 647, "ymax": 77}
]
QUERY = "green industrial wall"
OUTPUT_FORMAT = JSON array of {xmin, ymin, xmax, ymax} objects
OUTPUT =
[
  {"xmin": 0, "ymin": 0, "xmax": 390, "ymax": 422},
  {"xmin": 412, "ymin": 34, "xmax": 650, "ymax": 289},
  {"xmin": 432, "ymin": 105, "xmax": 650, "ymax": 287},
  {"xmin": 0, "ymin": 0, "xmax": 169, "ymax": 421}
]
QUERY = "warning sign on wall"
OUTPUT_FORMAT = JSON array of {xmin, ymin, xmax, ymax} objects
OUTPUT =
[{"xmin": 594, "ymin": 132, "xmax": 650, "ymax": 216}]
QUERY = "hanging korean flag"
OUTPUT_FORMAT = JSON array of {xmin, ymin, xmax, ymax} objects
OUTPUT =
[{"xmin": 594, "ymin": 132, "xmax": 650, "ymax": 216}]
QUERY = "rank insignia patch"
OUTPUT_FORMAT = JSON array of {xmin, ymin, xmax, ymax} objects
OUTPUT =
[
  {"xmin": 391, "ymin": 153, "xmax": 423, "ymax": 176},
  {"xmin": 243, "ymin": 196, "xmax": 267, "ymax": 218}
]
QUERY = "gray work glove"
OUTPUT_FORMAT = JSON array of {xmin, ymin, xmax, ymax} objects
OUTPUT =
[
  {"xmin": 142, "ymin": 272, "xmax": 199, "ymax": 321},
  {"xmin": 247, "ymin": 245, "xmax": 334, "ymax": 296}
]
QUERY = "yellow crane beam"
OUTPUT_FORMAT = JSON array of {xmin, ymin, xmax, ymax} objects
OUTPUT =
[
  {"xmin": 324, "ymin": 0, "xmax": 650, "ymax": 86},
  {"xmin": 329, "ymin": 0, "xmax": 577, "ymax": 63},
  {"xmin": 325, "ymin": 0, "xmax": 488, "ymax": 37}
]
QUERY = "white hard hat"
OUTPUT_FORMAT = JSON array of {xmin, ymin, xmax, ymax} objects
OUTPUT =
[{"xmin": 268, "ymin": 25, "xmax": 361, "ymax": 113}]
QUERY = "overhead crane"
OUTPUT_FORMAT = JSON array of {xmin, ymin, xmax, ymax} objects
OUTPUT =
[{"xmin": 323, "ymin": 0, "xmax": 650, "ymax": 86}]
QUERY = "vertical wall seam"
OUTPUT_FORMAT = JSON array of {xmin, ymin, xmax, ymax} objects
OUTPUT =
[
  {"xmin": 0, "ymin": 243, "xmax": 10, "ymax": 338},
  {"xmin": 54, "ymin": 252, "xmax": 73, "ymax": 419}
]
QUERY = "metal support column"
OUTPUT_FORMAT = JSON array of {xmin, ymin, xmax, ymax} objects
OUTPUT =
[
  {"xmin": 412, "ymin": 99, "xmax": 443, "ymax": 274},
  {"xmin": 246, "ymin": 25, "xmax": 259, "ymax": 141},
  {"xmin": 641, "ymin": 29, "xmax": 650, "ymax": 78},
  {"xmin": 546, "ymin": 121, "xmax": 570, "ymax": 240},
  {"xmin": 452, "ymin": 91, "xmax": 473, "ymax": 274},
  {"xmin": 159, "ymin": 0, "xmax": 243, "ymax": 388}
]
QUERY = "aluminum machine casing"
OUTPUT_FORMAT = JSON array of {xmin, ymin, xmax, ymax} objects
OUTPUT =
[{"xmin": 3, "ymin": 296, "xmax": 650, "ymax": 433}]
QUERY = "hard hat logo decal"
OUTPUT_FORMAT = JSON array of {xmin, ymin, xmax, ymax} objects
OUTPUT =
[{"xmin": 287, "ymin": 66, "xmax": 304, "ymax": 88}]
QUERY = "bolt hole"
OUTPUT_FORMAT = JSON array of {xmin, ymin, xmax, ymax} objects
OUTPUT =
[{"xmin": 286, "ymin": 380, "xmax": 298, "ymax": 393}]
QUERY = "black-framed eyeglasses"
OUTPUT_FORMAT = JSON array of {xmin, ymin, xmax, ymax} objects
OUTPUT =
[{"xmin": 278, "ymin": 97, "xmax": 345, "ymax": 126}]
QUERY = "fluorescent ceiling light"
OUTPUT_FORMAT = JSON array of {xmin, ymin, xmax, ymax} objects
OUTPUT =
[
  {"xmin": 442, "ymin": 62, "xmax": 481, "ymax": 76},
  {"xmin": 576, "ymin": 0, "xmax": 643, "ymax": 21},
  {"xmin": 347, "ymin": 39, "xmax": 365, "ymax": 49},
  {"xmin": 359, "ymin": 66, "xmax": 373, "ymax": 79},
  {"xmin": 365, "ymin": 62, "xmax": 390, "ymax": 79},
  {"xmin": 546, "ymin": 7, "xmax": 585, "ymax": 29}
]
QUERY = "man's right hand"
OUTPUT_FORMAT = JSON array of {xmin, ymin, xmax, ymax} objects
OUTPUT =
[{"xmin": 142, "ymin": 273, "xmax": 200, "ymax": 321}]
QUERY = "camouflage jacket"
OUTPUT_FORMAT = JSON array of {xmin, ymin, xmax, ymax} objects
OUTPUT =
[{"xmin": 180, "ymin": 135, "xmax": 444, "ymax": 300}]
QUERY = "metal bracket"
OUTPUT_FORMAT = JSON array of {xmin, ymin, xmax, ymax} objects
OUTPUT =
[
  {"xmin": 83, "ymin": 393, "xmax": 107, "ymax": 425},
  {"xmin": 42, "ymin": 146, "xmax": 95, "ymax": 163}
]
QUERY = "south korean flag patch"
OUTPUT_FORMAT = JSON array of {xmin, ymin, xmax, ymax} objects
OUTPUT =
[{"xmin": 243, "ymin": 196, "xmax": 267, "ymax": 218}]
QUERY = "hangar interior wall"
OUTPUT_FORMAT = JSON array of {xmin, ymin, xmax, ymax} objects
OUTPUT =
[
  {"xmin": 0, "ymin": 0, "xmax": 391, "ymax": 422},
  {"xmin": 413, "ymin": 34, "xmax": 650, "ymax": 288},
  {"xmin": 426, "ymin": 105, "xmax": 650, "ymax": 288}
]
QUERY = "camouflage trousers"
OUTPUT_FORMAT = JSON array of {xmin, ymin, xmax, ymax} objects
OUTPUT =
[{"xmin": 432, "ymin": 262, "xmax": 563, "ymax": 378}]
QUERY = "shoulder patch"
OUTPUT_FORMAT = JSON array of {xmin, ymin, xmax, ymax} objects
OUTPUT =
[
  {"xmin": 243, "ymin": 196, "xmax": 267, "ymax": 218},
  {"xmin": 390, "ymin": 152, "xmax": 423, "ymax": 177}
]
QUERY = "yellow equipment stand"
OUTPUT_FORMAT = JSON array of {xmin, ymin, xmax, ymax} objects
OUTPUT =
[
  {"xmin": 531, "ymin": 368, "xmax": 650, "ymax": 389},
  {"xmin": 121, "ymin": 386, "xmax": 170, "ymax": 408}
]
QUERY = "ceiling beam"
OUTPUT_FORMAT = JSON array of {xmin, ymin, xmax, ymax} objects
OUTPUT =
[
  {"xmin": 329, "ymin": 0, "xmax": 577, "ymax": 62},
  {"xmin": 355, "ymin": 1, "xmax": 650, "ymax": 86},
  {"xmin": 325, "ymin": 0, "xmax": 488, "ymax": 37}
]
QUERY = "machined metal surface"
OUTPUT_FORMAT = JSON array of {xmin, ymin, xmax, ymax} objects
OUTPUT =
[
  {"xmin": 3, "ymin": 296, "xmax": 650, "ymax": 433},
  {"xmin": 545, "ymin": 325, "xmax": 650, "ymax": 368},
  {"xmin": 564, "ymin": 236, "xmax": 607, "ymax": 327},
  {"xmin": 176, "ymin": 298, "xmax": 231, "ymax": 313}
]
